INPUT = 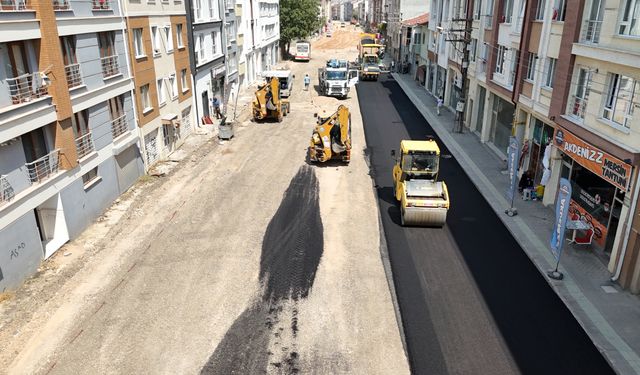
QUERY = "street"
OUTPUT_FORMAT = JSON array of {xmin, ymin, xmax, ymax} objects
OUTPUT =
[
  {"xmin": 0, "ymin": 29, "xmax": 408, "ymax": 375},
  {"xmin": 358, "ymin": 74, "xmax": 615, "ymax": 374}
]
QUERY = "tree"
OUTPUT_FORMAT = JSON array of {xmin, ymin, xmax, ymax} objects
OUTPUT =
[{"xmin": 279, "ymin": 0, "xmax": 321, "ymax": 58}]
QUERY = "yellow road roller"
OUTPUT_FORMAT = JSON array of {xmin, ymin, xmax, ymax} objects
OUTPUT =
[{"xmin": 391, "ymin": 138, "xmax": 450, "ymax": 227}]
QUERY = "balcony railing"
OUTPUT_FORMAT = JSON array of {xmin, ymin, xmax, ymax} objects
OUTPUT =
[
  {"xmin": 25, "ymin": 149, "xmax": 60, "ymax": 184},
  {"xmin": 0, "ymin": 0, "xmax": 29, "ymax": 10},
  {"xmin": 484, "ymin": 15, "xmax": 493, "ymax": 28},
  {"xmin": 100, "ymin": 55, "xmax": 119, "ymax": 78},
  {"xmin": 581, "ymin": 19, "xmax": 602, "ymax": 44},
  {"xmin": 0, "ymin": 175, "xmax": 14, "ymax": 206},
  {"xmin": 75, "ymin": 132, "xmax": 95, "ymax": 159},
  {"xmin": 52, "ymin": 0, "xmax": 70, "ymax": 10},
  {"xmin": 570, "ymin": 95, "xmax": 588, "ymax": 119},
  {"xmin": 65, "ymin": 63, "xmax": 83, "ymax": 88},
  {"xmin": 6, "ymin": 72, "xmax": 48, "ymax": 105},
  {"xmin": 92, "ymin": 0, "xmax": 110, "ymax": 9},
  {"xmin": 111, "ymin": 114, "xmax": 128, "ymax": 139}
]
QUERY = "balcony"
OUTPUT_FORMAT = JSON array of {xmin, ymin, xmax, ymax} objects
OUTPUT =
[
  {"xmin": 75, "ymin": 132, "xmax": 94, "ymax": 159},
  {"xmin": 25, "ymin": 149, "xmax": 60, "ymax": 184},
  {"xmin": 100, "ymin": 55, "xmax": 119, "ymax": 78},
  {"xmin": 6, "ymin": 72, "xmax": 48, "ymax": 105},
  {"xmin": 0, "ymin": 175, "xmax": 14, "ymax": 206},
  {"xmin": 52, "ymin": 0, "xmax": 70, "ymax": 10},
  {"xmin": 111, "ymin": 114, "xmax": 128, "ymax": 139},
  {"xmin": 569, "ymin": 95, "xmax": 588, "ymax": 119},
  {"xmin": 0, "ymin": 0, "xmax": 29, "ymax": 10},
  {"xmin": 580, "ymin": 19, "xmax": 602, "ymax": 44},
  {"xmin": 65, "ymin": 63, "xmax": 83, "ymax": 88},
  {"xmin": 92, "ymin": 0, "xmax": 110, "ymax": 10}
]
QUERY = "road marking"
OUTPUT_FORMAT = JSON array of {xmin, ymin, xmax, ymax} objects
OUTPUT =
[{"xmin": 393, "ymin": 73, "xmax": 640, "ymax": 374}]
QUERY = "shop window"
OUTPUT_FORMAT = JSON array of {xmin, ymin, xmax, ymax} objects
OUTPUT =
[{"xmin": 528, "ymin": 119, "xmax": 554, "ymax": 185}]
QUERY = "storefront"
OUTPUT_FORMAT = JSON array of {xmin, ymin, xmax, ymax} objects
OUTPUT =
[
  {"xmin": 489, "ymin": 95, "xmax": 515, "ymax": 155},
  {"xmin": 526, "ymin": 117, "xmax": 555, "ymax": 186},
  {"xmin": 554, "ymin": 128, "xmax": 633, "ymax": 256}
]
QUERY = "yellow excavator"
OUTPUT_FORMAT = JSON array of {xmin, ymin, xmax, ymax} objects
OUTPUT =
[
  {"xmin": 252, "ymin": 77, "xmax": 290, "ymax": 122},
  {"xmin": 391, "ymin": 137, "xmax": 450, "ymax": 226},
  {"xmin": 308, "ymin": 105, "xmax": 351, "ymax": 164}
]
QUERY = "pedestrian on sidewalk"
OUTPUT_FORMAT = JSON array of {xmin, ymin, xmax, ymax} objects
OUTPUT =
[
  {"xmin": 304, "ymin": 74, "xmax": 310, "ymax": 91},
  {"xmin": 437, "ymin": 96, "xmax": 444, "ymax": 116},
  {"xmin": 391, "ymin": 60, "xmax": 395, "ymax": 72},
  {"xmin": 212, "ymin": 97, "xmax": 222, "ymax": 119}
]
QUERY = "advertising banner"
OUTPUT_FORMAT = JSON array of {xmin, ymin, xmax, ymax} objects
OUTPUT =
[
  {"xmin": 553, "ymin": 128, "xmax": 632, "ymax": 191},
  {"xmin": 550, "ymin": 178, "xmax": 572, "ymax": 260},
  {"xmin": 506, "ymin": 137, "xmax": 520, "ymax": 202},
  {"xmin": 569, "ymin": 199, "xmax": 607, "ymax": 247}
]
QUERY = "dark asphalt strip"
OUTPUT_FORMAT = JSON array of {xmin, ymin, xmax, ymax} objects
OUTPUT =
[
  {"xmin": 358, "ymin": 75, "xmax": 614, "ymax": 375},
  {"xmin": 201, "ymin": 166, "xmax": 323, "ymax": 375}
]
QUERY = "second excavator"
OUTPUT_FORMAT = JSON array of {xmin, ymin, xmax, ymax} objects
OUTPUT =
[
  {"xmin": 308, "ymin": 105, "xmax": 351, "ymax": 164},
  {"xmin": 252, "ymin": 77, "xmax": 290, "ymax": 122}
]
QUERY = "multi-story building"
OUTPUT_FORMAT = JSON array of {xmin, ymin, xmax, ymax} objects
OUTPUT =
[
  {"xmin": 222, "ymin": 0, "xmax": 240, "ymax": 108},
  {"xmin": 388, "ymin": 0, "xmax": 427, "ymax": 63},
  {"xmin": 0, "ymin": 0, "xmax": 143, "ymax": 290},
  {"xmin": 238, "ymin": 0, "xmax": 279, "ymax": 87},
  {"xmin": 122, "ymin": 0, "xmax": 195, "ymax": 169},
  {"xmin": 185, "ymin": 0, "xmax": 226, "ymax": 125},
  {"xmin": 421, "ymin": 0, "xmax": 640, "ymax": 290}
]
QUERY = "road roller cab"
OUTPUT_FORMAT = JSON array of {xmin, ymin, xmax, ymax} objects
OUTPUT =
[{"xmin": 391, "ymin": 138, "xmax": 450, "ymax": 227}]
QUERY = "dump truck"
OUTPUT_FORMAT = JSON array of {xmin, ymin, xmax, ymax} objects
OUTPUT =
[
  {"xmin": 318, "ymin": 62, "xmax": 350, "ymax": 98},
  {"xmin": 252, "ymin": 77, "xmax": 290, "ymax": 122},
  {"xmin": 391, "ymin": 138, "xmax": 450, "ymax": 226},
  {"xmin": 308, "ymin": 105, "xmax": 351, "ymax": 164}
]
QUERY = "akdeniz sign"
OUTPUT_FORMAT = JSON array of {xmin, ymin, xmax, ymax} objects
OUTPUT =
[
  {"xmin": 550, "ymin": 178, "xmax": 572, "ymax": 261},
  {"xmin": 506, "ymin": 137, "xmax": 520, "ymax": 203}
]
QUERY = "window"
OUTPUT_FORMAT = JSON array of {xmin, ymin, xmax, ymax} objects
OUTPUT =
[
  {"xmin": 134, "ymin": 28, "xmax": 145, "ymax": 57},
  {"xmin": 543, "ymin": 57, "xmax": 557, "ymax": 88},
  {"xmin": 525, "ymin": 52, "xmax": 537, "ymax": 80},
  {"xmin": 569, "ymin": 68, "xmax": 591, "ymax": 119},
  {"xmin": 177, "ymin": 24, "xmax": 184, "ymax": 48},
  {"xmin": 168, "ymin": 73, "xmax": 178, "ymax": 99},
  {"xmin": 552, "ymin": 0, "xmax": 566, "ymax": 21},
  {"xmin": 98, "ymin": 32, "xmax": 115, "ymax": 58},
  {"xmin": 468, "ymin": 39, "xmax": 477, "ymax": 62},
  {"xmin": 141, "ymin": 84, "xmax": 152, "ymax": 112},
  {"xmin": 151, "ymin": 26, "xmax": 161, "ymax": 55},
  {"xmin": 603, "ymin": 73, "xmax": 637, "ymax": 128},
  {"xmin": 157, "ymin": 78, "xmax": 166, "ymax": 105},
  {"xmin": 495, "ymin": 45, "xmax": 507, "ymax": 74},
  {"xmin": 211, "ymin": 31, "xmax": 219, "ymax": 55},
  {"xmin": 164, "ymin": 25, "xmax": 174, "ymax": 52},
  {"xmin": 474, "ymin": 0, "xmax": 483, "ymax": 19},
  {"xmin": 502, "ymin": 0, "xmax": 513, "ymax": 22},
  {"xmin": 108, "ymin": 95, "xmax": 125, "ymax": 120},
  {"xmin": 619, "ymin": 0, "xmax": 640, "ymax": 36},
  {"xmin": 194, "ymin": 0, "xmax": 202, "ymax": 20},
  {"xmin": 534, "ymin": 0, "xmax": 545, "ymax": 20},
  {"xmin": 71, "ymin": 110, "xmax": 90, "ymax": 137},
  {"xmin": 197, "ymin": 34, "xmax": 205, "ymax": 63},
  {"xmin": 181, "ymin": 68, "xmax": 188, "ymax": 92},
  {"xmin": 82, "ymin": 167, "xmax": 99, "ymax": 186}
]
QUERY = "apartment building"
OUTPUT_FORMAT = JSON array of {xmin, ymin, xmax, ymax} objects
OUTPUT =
[
  {"xmin": 419, "ymin": 0, "xmax": 640, "ymax": 290},
  {"xmin": 0, "ymin": 0, "xmax": 143, "ymax": 290},
  {"xmin": 222, "ymin": 0, "xmax": 240, "ymax": 107},
  {"xmin": 185, "ymin": 0, "xmax": 226, "ymax": 124},
  {"xmin": 123, "ymin": 0, "xmax": 194, "ymax": 169},
  {"xmin": 238, "ymin": 0, "xmax": 279, "ymax": 87},
  {"xmin": 388, "ymin": 0, "xmax": 428, "ymax": 63}
]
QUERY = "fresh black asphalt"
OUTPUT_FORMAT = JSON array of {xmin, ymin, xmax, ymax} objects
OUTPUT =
[{"xmin": 358, "ymin": 74, "xmax": 615, "ymax": 375}]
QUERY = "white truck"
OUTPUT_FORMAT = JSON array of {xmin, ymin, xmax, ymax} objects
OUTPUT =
[{"xmin": 318, "ymin": 60, "xmax": 358, "ymax": 98}]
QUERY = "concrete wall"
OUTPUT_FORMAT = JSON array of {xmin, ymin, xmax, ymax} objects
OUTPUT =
[
  {"xmin": 115, "ymin": 143, "xmax": 144, "ymax": 193},
  {"xmin": 0, "ymin": 212, "xmax": 43, "ymax": 292},
  {"xmin": 56, "ymin": 0, "xmax": 123, "ymax": 18},
  {"xmin": 0, "ymin": 138, "xmax": 30, "ymax": 196},
  {"xmin": 60, "ymin": 157, "xmax": 119, "ymax": 239},
  {"xmin": 74, "ymin": 31, "xmax": 130, "ymax": 93}
]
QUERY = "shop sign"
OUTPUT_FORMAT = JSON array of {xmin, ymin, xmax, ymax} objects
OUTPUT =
[
  {"xmin": 550, "ymin": 178, "xmax": 571, "ymax": 260},
  {"xmin": 554, "ymin": 129, "xmax": 632, "ymax": 191},
  {"xmin": 569, "ymin": 199, "xmax": 607, "ymax": 248}
]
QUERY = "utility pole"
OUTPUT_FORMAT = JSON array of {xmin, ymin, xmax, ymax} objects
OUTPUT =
[{"xmin": 446, "ymin": 0, "xmax": 473, "ymax": 133}]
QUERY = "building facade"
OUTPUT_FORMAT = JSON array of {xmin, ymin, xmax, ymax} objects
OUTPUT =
[
  {"xmin": 0, "ymin": 0, "xmax": 144, "ymax": 290},
  {"xmin": 185, "ymin": 0, "xmax": 226, "ymax": 125},
  {"xmin": 419, "ymin": 0, "xmax": 640, "ymax": 291},
  {"xmin": 123, "ymin": 0, "xmax": 195, "ymax": 169},
  {"xmin": 237, "ymin": 0, "xmax": 279, "ymax": 87}
]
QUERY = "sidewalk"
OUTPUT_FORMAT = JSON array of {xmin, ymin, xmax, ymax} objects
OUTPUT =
[{"xmin": 392, "ymin": 72, "xmax": 640, "ymax": 375}]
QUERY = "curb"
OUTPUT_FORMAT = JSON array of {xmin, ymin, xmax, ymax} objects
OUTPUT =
[{"xmin": 392, "ymin": 73, "xmax": 640, "ymax": 375}]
